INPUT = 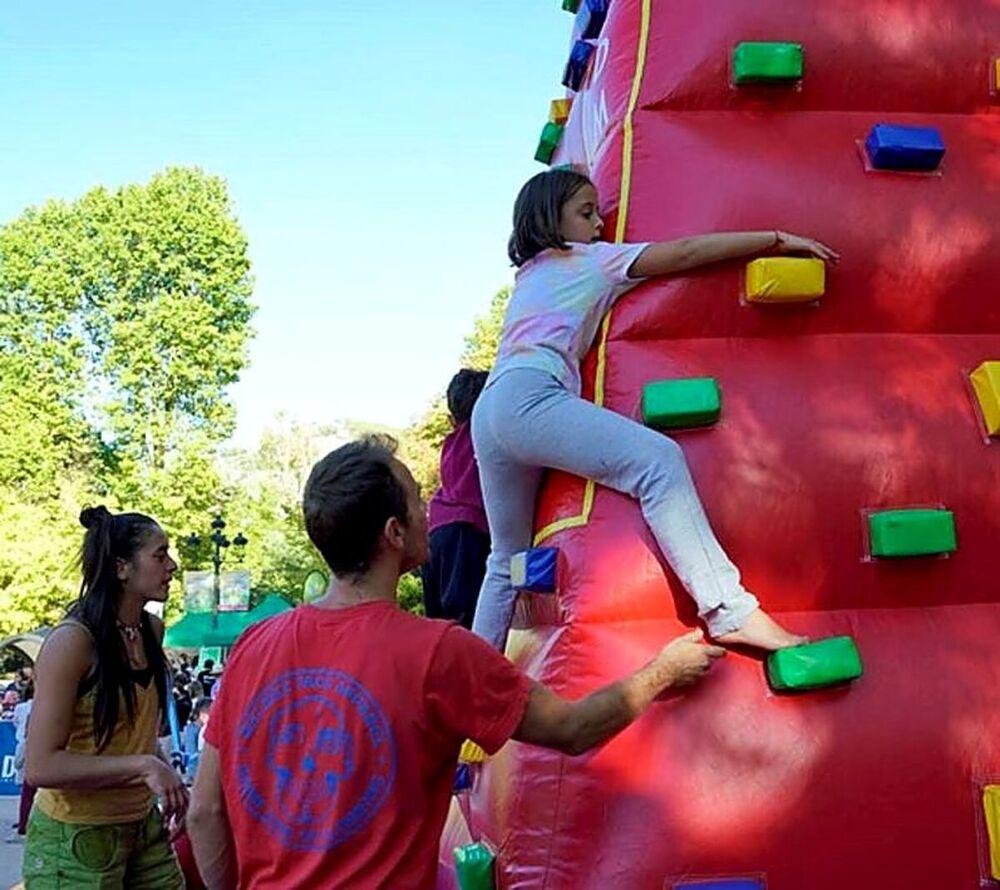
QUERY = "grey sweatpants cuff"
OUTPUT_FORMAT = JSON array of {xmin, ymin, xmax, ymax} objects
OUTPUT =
[{"xmin": 703, "ymin": 591, "xmax": 760, "ymax": 637}]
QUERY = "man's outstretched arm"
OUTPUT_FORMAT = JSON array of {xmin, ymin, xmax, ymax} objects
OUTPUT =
[{"xmin": 513, "ymin": 630, "xmax": 724, "ymax": 756}]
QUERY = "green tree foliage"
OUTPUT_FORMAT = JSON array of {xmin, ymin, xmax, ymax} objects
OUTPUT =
[
  {"xmin": 400, "ymin": 286, "xmax": 510, "ymax": 497},
  {"xmin": 390, "ymin": 286, "xmax": 510, "ymax": 615},
  {"xmin": 396, "ymin": 572, "xmax": 424, "ymax": 616},
  {"xmin": 460, "ymin": 285, "xmax": 510, "ymax": 372},
  {"xmin": 0, "ymin": 164, "xmax": 509, "ymax": 634},
  {"xmin": 216, "ymin": 418, "xmax": 427, "ymax": 617},
  {"xmin": 0, "ymin": 168, "xmax": 255, "ymax": 633},
  {"xmin": 215, "ymin": 416, "xmax": 333, "ymax": 608},
  {"xmin": 0, "ymin": 201, "xmax": 93, "ymax": 501},
  {"xmin": 78, "ymin": 169, "xmax": 254, "ymax": 527},
  {"xmin": 0, "ymin": 484, "xmax": 87, "ymax": 636}
]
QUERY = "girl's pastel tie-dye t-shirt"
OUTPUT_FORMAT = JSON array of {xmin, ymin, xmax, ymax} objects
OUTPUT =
[{"xmin": 493, "ymin": 241, "xmax": 649, "ymax": 395}]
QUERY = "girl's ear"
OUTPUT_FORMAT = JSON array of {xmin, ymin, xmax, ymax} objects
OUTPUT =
[{"xmin": 116, "ymin": 557, "xmax": 131, "ymax": 583}]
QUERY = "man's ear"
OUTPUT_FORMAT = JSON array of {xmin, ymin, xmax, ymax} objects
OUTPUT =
[{"xmin": 384, "ymin": 516, "xmax": 406, "ymax": 551}]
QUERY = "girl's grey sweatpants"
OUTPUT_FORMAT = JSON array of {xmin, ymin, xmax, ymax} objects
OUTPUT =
[{"xmin": 470, "ymin": 367, "xmax": 759, "ymax": 651}]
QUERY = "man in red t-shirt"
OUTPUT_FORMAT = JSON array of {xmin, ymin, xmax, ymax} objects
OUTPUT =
[{"xmin": 188, "ymin": 436, "xmax": 724, "ymax": 889}]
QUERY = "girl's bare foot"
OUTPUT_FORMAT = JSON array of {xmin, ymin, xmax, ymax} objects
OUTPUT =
[{"xmin": 715, "ymin": 608, "xmax": 807, "ymax": 651}]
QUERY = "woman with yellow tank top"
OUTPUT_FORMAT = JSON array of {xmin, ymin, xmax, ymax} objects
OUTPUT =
[{"xmin": 24, "ymin": 506, "xmax": 187, "ymax": 889}]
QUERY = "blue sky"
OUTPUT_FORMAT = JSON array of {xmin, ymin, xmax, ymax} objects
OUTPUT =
[{"xmin": 0, "ymin": 1, "xmax": 570, "ymax": 443}]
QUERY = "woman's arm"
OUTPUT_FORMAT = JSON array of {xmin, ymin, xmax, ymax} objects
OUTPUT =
[
  {"xmin": 629, "ymin": 230, "xmax": 839, "ymax": 278},
  {"xmin": 26, "ymin": 624, "xmax": 158, "ymax": 791}
]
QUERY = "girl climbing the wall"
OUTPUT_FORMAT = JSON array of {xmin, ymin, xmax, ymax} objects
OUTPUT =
[{"xmin": 472, "ymin": 167, "xmax": 838, "ymax": 653}]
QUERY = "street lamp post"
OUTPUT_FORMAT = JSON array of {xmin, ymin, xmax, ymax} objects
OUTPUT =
[{"xmin": 186, "ymin": 515, "xmax": 248, "ymax": 622}]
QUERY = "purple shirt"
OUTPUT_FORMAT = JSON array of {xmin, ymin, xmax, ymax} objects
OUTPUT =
[{"xmin": 427, "ymin": 422, "xmax": 488, "ymax": 535}]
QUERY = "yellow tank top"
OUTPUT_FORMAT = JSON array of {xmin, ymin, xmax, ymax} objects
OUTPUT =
[{"xmin": 35, "ymin": 623, "xmax": 161, "ymax": 825}]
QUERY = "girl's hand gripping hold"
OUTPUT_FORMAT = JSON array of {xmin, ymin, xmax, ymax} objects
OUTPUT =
[{"xmin": 772, "ymin": 230, "xmax": 840, "ymax": 264}]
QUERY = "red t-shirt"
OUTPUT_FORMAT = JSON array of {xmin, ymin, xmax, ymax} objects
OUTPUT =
[{"xmin": 205, "ymin": 601, "xmax": 532, "ymax": 889}]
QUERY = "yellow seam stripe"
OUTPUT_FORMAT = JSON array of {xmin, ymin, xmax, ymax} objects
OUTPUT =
[
  {"xmin": 533, "ymin": 511, "xmax": 588, "ymax": 546},
  {"xmin": 593, "ymin": 312, "xmax": 613, "ymax": 406},
  {"xmin": 533, "ymin": 480, "xmax": 596, "ymax": 545},
  {"xmin": 534, "ymin": 0, "xmax": 650, "ymax": 546}
]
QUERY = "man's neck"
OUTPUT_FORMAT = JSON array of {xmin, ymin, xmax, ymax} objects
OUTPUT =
[{"xmin": 315, "ymin": 562, "xmax": 400, "ymax": 611}]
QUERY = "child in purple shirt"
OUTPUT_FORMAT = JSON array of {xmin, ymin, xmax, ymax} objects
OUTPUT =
[{"xmin": 421, "ymin": 369, "xmax": 491, "ymax": 628}]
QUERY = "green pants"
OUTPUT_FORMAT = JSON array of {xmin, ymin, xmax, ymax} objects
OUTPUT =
[{"xmin": 23, "ymin": 806, "xmax": 184, "ymax": 890}]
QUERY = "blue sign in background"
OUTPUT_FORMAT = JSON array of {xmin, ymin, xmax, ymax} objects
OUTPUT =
[{"xmin": 0, "ymin": 721, "xmax": 21, "ymax": 796}]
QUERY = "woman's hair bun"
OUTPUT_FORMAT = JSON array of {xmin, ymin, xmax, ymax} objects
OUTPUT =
[{"xmin": 79, "ymin": 505, "xmax": 113, "ymax": 530}]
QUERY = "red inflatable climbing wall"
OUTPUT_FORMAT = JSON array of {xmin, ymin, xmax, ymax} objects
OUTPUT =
[{"xmin": 441, "ymin": 2, "xmax": 1000, "ymax": 887}]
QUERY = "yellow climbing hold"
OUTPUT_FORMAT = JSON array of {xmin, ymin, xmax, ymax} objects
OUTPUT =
[
  {"xmin": 746, "ymin": 257, "xmax": 825, "ymax": 302},
  {"xmin": 460, "ymin": 740, "xmax": 487, "ymax": 763},
  {"xmin": 984, "ymin": 785, "xmax": 1000, "ymax": 878},
  {"xmin": 550, "ymin": 98, "xmax": 573, "ymax": 125},
  {"xmin": 971, "ymin": 361, "xmax": 1000, "ymax": 436}
]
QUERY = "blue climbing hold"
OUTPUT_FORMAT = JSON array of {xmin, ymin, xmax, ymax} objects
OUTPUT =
[
  {"xmin": 510, "ymin": 548, "xmax": 559, "ymax": 593},
  {"xmin": 453, "ymin": 763, "xmax": 472, "ymax": 793},
  {"xmin": 579, "ymin": 0, "xmax": 609, "ymax": 40},
  {"xmin": 864, "ymin": 124, "xmax": 945, "ymax": 172},
  {"xmin": 673, "ymin": 880, "xmax": 765, "ymax": 890},
  {"xmin": 562, "ymin": 40, "xmax": 595, "ymax": 91}
]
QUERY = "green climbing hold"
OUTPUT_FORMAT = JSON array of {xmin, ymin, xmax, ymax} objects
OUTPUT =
[
  {"xmin": 562, "ymin": 0, "xmax": 581, "ymax": 12},
  {"xmin": 454, "ymin": 842, "xmax": 495, "ymax": 890},
  {"xmin": 534, "ymin": 122, "xmax": 565, "ymax": 165},
  {"xmin": 642, "ymin": 378, "xmax": 721, "ymax": 429},
  {"xmin": 732, "ymin": 41, "xmax": 804, "ymax": 84},
  {"xmin": 767, "ymin": 636, "xmax": 863, "ymax": 691},
  {"xmin": 868, "ymin": 508, "xmax": 957, "ymax": 557}
]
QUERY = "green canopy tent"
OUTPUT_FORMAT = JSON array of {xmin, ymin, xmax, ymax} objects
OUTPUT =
[
  {"xmin": 248, "ymin": 594, "xmax": 295, "ymax": 622},
  {"xmin": 163, "ymin": 594, "xmax": 294, "ymax": 649}
]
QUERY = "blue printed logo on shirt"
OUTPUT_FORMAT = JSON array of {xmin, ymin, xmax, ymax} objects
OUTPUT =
[{"xmin": 235, "ymin": 668, "xmax": 396, "ymax": 851}]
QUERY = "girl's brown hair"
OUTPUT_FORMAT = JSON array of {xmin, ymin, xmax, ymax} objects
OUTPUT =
[{"xmin": 507, "ymin": 168, "xmax": 594, "ymax": 267}]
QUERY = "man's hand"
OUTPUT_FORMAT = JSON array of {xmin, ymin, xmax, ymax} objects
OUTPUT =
[{"xmin": 654, "ymin": 629, "xmax": 726, "ymax": 688}]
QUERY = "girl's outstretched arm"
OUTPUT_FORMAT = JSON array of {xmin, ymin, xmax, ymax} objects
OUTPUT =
[{"xmin": 628, "ymin": 230, "xmax": 839, "ymax": 278}]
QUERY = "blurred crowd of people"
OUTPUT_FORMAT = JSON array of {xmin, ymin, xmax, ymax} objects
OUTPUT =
[
  {"xmin": 2, "ymin": 667, "xmax": 36, "ymax": 837},
  {"xmin": 162, "ymin": 655, "xmax": 215, "ymax": 782}
]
